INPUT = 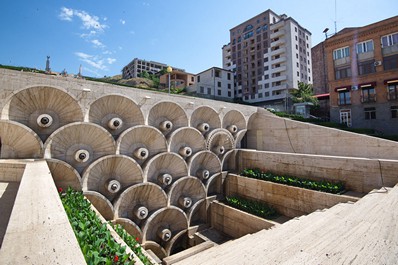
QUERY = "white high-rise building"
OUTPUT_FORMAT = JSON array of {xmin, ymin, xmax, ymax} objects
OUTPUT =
[{"xmin": 222, "ymin": 10, "xmax": 312, "ymax": 110}]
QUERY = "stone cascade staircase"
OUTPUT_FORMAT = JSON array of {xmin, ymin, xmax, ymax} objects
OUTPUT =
[{"xmin": 176, "ymin": 185, "xmax": 398, "ymax": 265}]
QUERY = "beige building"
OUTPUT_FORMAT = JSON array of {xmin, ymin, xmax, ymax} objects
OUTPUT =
[
  {"xmin": 122, "ymin": 58, "xmax": 185, "ymax": 79},
  {"xmin": 159, "ymin": 69, "xmax": 195, "ymax": 90},
  {"xmin": 193, "ymin": 67, "xmax": 234, "ymax": 102},
  {"xmin": 223, "ymin": 9, "xmax": 312, "ymax": 110}
]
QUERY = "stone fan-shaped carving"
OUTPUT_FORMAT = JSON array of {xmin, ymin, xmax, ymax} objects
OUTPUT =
[
  {"xmin": 206, "ymin": 128, "xmax": 235, "ymax": 159},
  {"xmin": 84, "ymin": 191, "xmax": 114, "ymax": 220},
  {"xmin": 0, "ymin": 120, "xmax": 43, "ymax": 159},
  {"xmin": 82, "ymin": 155, "xmax": 143, "ymax": 202},
  {"xmin": 187, "ymin": 150, "xmax": 222, "ymax": 182},
  {"xmin": 88, "ymin": 94, "xmax": 144, "ymax": 139},
  {"xmin": 222, "ymin": 109, "xmax": 246, "ymax": 136},
  {"xmin": 190, "ymin": 106, "xmax": 221, "ymax": 135},
  {"xmin": 113, "ymin": 183, "xmax": 167, "ymax": 225},
  {"xmin": 2, "ymin": 86, "xmax": 83, "ymax": 142},
  {"xmin": 167, "ymin": 127, "xmax": 206, "ymax": 160},
  {"xmin": 44, "ymin": 122, "xmax": 116, "ymax": 174},
  {"xmin": 116, "ymin": 125, "xmax": 167, "ymax": 166},
  {"xmin": 167, "ymin": 176, "xmax": 206, "ymax": 213},
  {"xmin": 141, "ymin": 206, "xmax": 188, "ymax": 246},
  {"xmin": 47, "ymin": 158, "xmax": 82, "ymax": 191},
  {"xmin": 147, "ymin": 101, "xmax": 188, "ymax": 137},
  {"xmin": 143, "ymin": 152, "xmax": 188, "ymax": 188}
]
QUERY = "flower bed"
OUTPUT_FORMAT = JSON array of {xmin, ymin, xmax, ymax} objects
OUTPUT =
[
  {"xmin": 241, "ymin": 168, "xmax": 344, "ymax": 194},
  {"xmin": 111, "ymin": 224, "xmax": 152, "ymax": 265},
  {"xmin": 224, "ymin": 195, "xmax": 277, "ymax": 219},
  {"xmin": 60, "ymin": 188, "xmax": 134, "ymax": 264}
]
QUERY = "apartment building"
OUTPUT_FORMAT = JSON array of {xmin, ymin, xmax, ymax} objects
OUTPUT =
[
  {"xmin": 122, "ymin": 58, "xmax": 185, "ymax": 79},
  {"xmin": 193, "ymin": 67, "xmax": 234, "ymax": 102},
  {"xmin": 324, "ymin": 15, "xmax": 398, "ymax": 134},
  {"xmin": 223, "ymin": 9, "xmax": 312, "ymax": 110},
  {"xmin": 159, "ymin": 69, "xmax": 195, "ymax": 90}
]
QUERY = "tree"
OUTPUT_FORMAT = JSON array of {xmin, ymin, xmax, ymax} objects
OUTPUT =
[
  {"xmin": 290, "ymin": 82, "xmax": 319, "ymax": 105},
  {"xmin": 138, "ymin": 71, "xmax": 149, "ymax": 79}
]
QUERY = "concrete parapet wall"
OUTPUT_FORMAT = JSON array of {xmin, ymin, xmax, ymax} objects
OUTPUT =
[
  {"xmin": 0, "ymin": 160, "xmax": 26, "ymax": 182},
  {"xmin": 0, "ymin": 160, "xmax": 86, "ymax": 265},
  {"xmin": 210, "ymin": 201, "xmax": 275, "ymax": 239},
  {"xmin": 225, "ymin": 174, "xmax": 359, "ymax": 218},
  {"xmin": 235, "ymin": 150, "xmax": 398, "ymax": 193},
  {"xmin": 247, "ymin": 110, "xmax": 398, "ymax": 160}
]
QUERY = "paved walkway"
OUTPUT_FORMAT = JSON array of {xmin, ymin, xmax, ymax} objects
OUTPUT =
[{"xmin": 176, "ymin": 186, "xmax": 398, "ymax": 265}]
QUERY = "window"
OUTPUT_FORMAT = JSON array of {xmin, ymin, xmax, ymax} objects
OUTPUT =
[
  {"xmin": 340, "ymin": 109, "xmax": 351, "ymax": 127},
  {"xmin": 391, "ymin": 106, "xmax": 398, "ymax": 118},
  {"xmin": 265, "ymin": 92, "xmax": 270, "ymax": 97},
  {"xmin": 227, "ymin": 73, "xmax": 231, "ymax": 80},
  {"xmin": 244, "ymin": 24, "xmax": 253, "ymax": 32},
  {"xmin": 381, "ymin": 33, "xmax": 398, "ymax": 47},
  {"xmin": 264, "ymin": 83, "xmax": 269, "ymax": 88},
  {"xmin": 200, "ymin": 86, "xmax": 204, "ymax": 93},
  {"xmin": 364, "ymin": 107, "xmax": 376, "ymax": 120},
  {"xmin": 217, "ymin": 81, "xmax": 221, "ymax": 87},
  {"xmin": 217, "ymin": 90, "xmax": 221, "ymax": 96},
  {"xmin": 265, "ymin": 74, "xmax": 269, "ymax": 80},
  {"xmin": 297, "ymin": 71, "xmax": 299, "ymax": 77},
  {"xmin": 358, "ymin": 60, "xmax": 376, "ymax": 75},
  {"xmin": 338, "ymin": 91, "xmax": 351, "ymax": 105},
  {"xmin": 335, "ymin": 67, "xmax": 352, "ymax": 79},
  {"xmin": 207, "ymin": 87, "xmax": 211, "ymax": 94},
  {"xmin": 333, "ymin": 47, "xmax": 350, "ymax": 60},
  {"xmin": 228, "ymin": 83, "xmax": 231, "ymax": 89},
  {"xmin": 361, "ymin": 86, "xmax": 376, "ymax": 103},
  {"xmin": 295, "ymin": 27, "xmax": 297, "ymax": 32},
  {"xmin": 215, "ymin": 70, "xmax": 221, "ymax": 78},
  {"xmin": 197, "ymin": 75, "xmax": 200, "ymax": 82},
  {"xmin": 388, "ymin": 83, "xmax": 398, "ymax": 100},
  {"xmin": 384, "ymin": 54, "xmax": 398, "ymax": 70},
  {"xmin": 228, "ymin": 91, "xmax": 232, "ymax": 97},
  {"xmin": 357, "ymin": 40, "xmax": 374, "ymax": 54}
]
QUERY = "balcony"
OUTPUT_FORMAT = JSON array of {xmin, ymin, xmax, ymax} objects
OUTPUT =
[
  {"xmin": 270, "ymin": 65, "xmax": 287, "ymax": 75},
  {"xmin": 334, "ymin": 57, "xmax": 350, "ymax": 67},
  {"xmin": 270, "ymin": 29, "xmax": 285, "ymax": 39},
  {"xmin": 382, "ymin": 44, "xmax": 398, "ymax": 56},
  {"xmin": 360, "ymin": 94, "xmax": 377, "ymax": 103},
  {"xmin": 271, "ymin": 38, "xmax": 285, "ymax": 48},
  {"xmin": 357, "ymin": 51, "xmax": 374, "ymax": 61},
  {"xmin": 270, "ymin": 47, "xmax": 286, "ymax": 57},
  {"xmin": 270, "ymin": 74, "xmax": 287, "ymax": 83},
  {"xmin": 271, "ymin": 56, "xmax": 287, "ymax": 65},
  {"xmin": 270, "ymin": 22, "xmax": 283, "ymax": 31}
]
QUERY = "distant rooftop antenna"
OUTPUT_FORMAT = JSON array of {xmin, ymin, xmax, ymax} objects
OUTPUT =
[{"xmin": 45, "ymin": 56, "xmax": 51, "ymax": 73}]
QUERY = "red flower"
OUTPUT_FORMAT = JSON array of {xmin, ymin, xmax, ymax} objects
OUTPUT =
[
  {"xmin": 136, "ymin": 237, "xmax": 140, "ymax": 242},
  {"xmin": 58, "ymin": 187, "xmax": 63, "ymax": 193},
  {"xmin": 114, "ymin": 255, "xmax": 119, "ymax": 262}
]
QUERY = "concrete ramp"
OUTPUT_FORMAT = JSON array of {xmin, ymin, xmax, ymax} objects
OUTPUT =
[{"xmin": 176, "ymin": 186, "xmax": 398, "ymax": 265}]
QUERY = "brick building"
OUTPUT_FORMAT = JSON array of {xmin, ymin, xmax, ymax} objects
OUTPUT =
[{"xmin": 324, "ymin": 16, "xmax": 398, "ymax": 134}]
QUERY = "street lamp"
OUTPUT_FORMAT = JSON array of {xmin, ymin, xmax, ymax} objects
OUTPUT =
[{"xmin": 166, "ymin": 66, "xmax": 173, "ymax": 94}]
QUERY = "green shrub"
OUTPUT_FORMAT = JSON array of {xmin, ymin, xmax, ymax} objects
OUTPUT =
[
  {"xmin": 224, "ymin": 195, "xmax": 277, "ymax": 219},
  {"xmin": 240, "ymin": 169, "xmax": 345, "ymax": 194}
]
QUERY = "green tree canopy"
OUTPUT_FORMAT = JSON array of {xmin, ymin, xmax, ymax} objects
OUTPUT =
[{"xmin": 290, "ymin": 82, "xmax": 319, "ymax": 105}]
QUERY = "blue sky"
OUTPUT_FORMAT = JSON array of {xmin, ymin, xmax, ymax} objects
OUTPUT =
[{"xmin": 0, "ymin": 0, "xmax": 397, "ymax": 77}]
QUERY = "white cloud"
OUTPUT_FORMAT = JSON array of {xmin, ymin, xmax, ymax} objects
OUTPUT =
[
  {"xmin": 59, "ymin": 7, "xmax": 73, "ymax": 21},
  {"xmin": 103, "ymin": 17, "xmax": 108, "ymax": 21},
  {"xmin": 120, "ymin": 19, "xmax": 126, "ymax": 25},
  {"xmin": 58, "ymin": 7, "xmax": 107, "ymax": 32},
  {"xmin": 142, "ymin": 2, "xmax": 150, "ymax": 6},
  {"xmin": 107, "ymin": 58, "xmax": 116, "ymax": 64},
  {"xmin": 118, "ymin": 46, "xmax": 123, "ymax": 50},
  {"xmin": 91, "ymin": 39, "xmax": 105, "ymax": 48},
  {"xmin": 75, "ymin": 52, "xmax": 106, "ymax": 70},
  {"xmin": 103, "ymin": 50, "xmax": 113, "ymax": 55},
  {"xmin": 129, "ymin": 30, "xmax": 135, "ymax": 35},
  {"xmin": 84, "ymin": 67, "xmax": 102, "ymax": 77}
]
